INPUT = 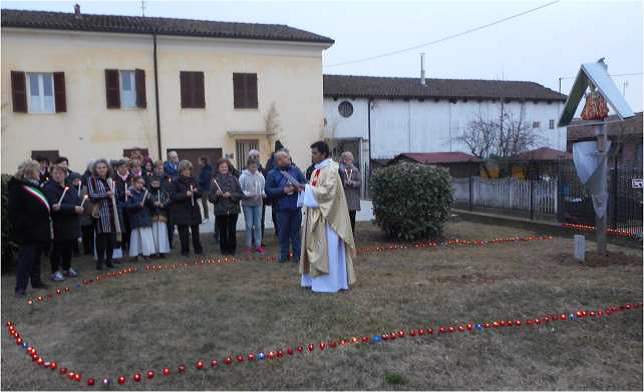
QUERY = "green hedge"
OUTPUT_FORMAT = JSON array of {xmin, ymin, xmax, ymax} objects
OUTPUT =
[
  {"xmin": 370, "ymin": 162, "xmax": 453, "ymax": 241},
  {"xmin": 1, "ymin": 174, "xmax": 17, "ymax": 274}
]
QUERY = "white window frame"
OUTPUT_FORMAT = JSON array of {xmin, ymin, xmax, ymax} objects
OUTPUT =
[
  {"xmin": 26, "ymin": 72, "xmax": 55, "ymax": 113},
  {"xmin": 120, "ymin": 70, "xmax": 137, "ymax": 108}
]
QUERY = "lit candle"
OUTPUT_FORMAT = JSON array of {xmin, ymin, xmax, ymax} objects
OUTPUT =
[
  {"xmin": 58, "ymin": 187, "xmax": 69, "ymax": 205},
  {"xmin": 80, "ymin": 195, "xmax": 88, "ymax": 208},
  {"xmin": 77, "ymin": 183, "xmax": 81, "ymax": 197}
]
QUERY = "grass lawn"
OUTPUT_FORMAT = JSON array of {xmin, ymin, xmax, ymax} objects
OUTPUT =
[{"xmin": 1, "ymin": 219, "xmax": 642, "ymax": 390}]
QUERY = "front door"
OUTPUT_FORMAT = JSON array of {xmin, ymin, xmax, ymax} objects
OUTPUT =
[{"xmin": 236, "ymin": 139, "xmax": 259, "ymax": 170}]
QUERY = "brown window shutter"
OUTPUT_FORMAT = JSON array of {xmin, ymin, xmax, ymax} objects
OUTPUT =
[
  {"xmin": 53, "ymin": 72, "xmax": 67, "ymax": 113},
  {"xmin": 247, "ymin": 74, "xmax": 258, "ymax": 108},
  {"xmin": 105, "ymin": 69, "xmax": 120, "ymax": 108},
  {"xmin": 194, "ymin": 72, "xmax": 205, "ymax": 108},
  {"xmin": 135, "ymin": 69, "xmax": 147, "ymax": 108},
  {"xmin": 180, "ymin": 71, "xmax": 191, "ymax": 108},
  {"xmin": 233, "ymin": 73, "xmax": 244, "ymax": 108},
  {"xmin": 10, "ymin": 71, "xmax": 27, "ymax": 113}
]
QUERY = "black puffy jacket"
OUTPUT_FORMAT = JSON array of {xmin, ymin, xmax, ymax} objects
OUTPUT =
[{"xmin": 42, "ymin": 180, "xmax": 82, "ymax": 241}]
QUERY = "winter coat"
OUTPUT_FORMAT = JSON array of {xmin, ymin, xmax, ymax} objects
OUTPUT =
[
  {"xmin": 88, "ymin": 176, "xmax": 123, "ymax": 235},
  {"xmin": 42, "ymin": 180, "xmax": 82, "ymax": 241},
  {"xmin": 163, "ymin": 161, "xmax": 179, "ymax": 178},
  {"xmin": 209, "ymin": 173, "xmax": 243, "ymax": 216},
  {"xmin": 78, "ymin": 185, "xmax": 95, "ymax": 227},
  {"xmin": 198, "ymin": 164, "xmax": 213, "ymax": 191},
  {"xmin": 265, "ymin": 165, "xmax": 306, "ymax": 211},
  {"xmin": 113, "ymin": 173, "xmax": 133, "ymax": 205},
  {"xmin": 239, "ymin": 169, "xmax": 266, "ymax": 207},
  {"xmin": 168, "ymin": 175, "xmax": 202, "ymax": 226},
  {"xmin": 148, "ymin": 187, "xmax": 171, "ymax": 222},
  {"xmin": 339, "ymin": 163, "xmax": 362, "ymax": 212},
  {"xmin": 125, "ymin": 188, "xmax": 154, "ymax": 229},
  {"xmin": 7, "ymin": 177, "xmax": 52, "ymax": 246}
]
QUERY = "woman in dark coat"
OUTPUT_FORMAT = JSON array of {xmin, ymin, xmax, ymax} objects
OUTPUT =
[
  {"xmin": 88, "ymin": 159, "xmax": 120, "ymax": 270},
  {"xmin": 209, "ymin": 159, "xmax": 243, "ymax": 255},
  {"xmin": 168, "ymin": 160, "xmax": 203, "ymax": 256},
  {"xmin": 43, "ymin": 164, "xmax": 84, "ymax": 281},
  {"xmin": 8, "ymin": 159, "xmax": 52, "ymax": 297}
]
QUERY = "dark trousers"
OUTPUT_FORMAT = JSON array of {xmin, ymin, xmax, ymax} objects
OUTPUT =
[
  {"xmin": 177, "ymin": 224, "xmax": 203, "ymax": 255},
  {"xmin": 95, "ymin": 233, "xmax": 115, "ymax": 266},
  {"xmin": 349, "ymin": 210, "xmax": 357, "ymax": 235},
  {"xmin": 122, "ymin": 218, "xmax": 131, "ymax": 251},
  {"xmin": 15, "ymin": 242, "xmax": 46, "ymax": 293},
  {"xmin": 81, "ymin": 225, "xmax": 94, "ymax": 255},
  {"xmin": 72, "ymin": 238, "xmax": 80, "ymax": 257},
  {"xmin": 213, "ymin": 216, "xmax": 219, "ymax": 241},
  {"xmin": 167, "ymin": 221, "xmax": 175, "ymax": 249},
  {"xmin": 50, "ymin": 239, "xmax": 74, "ymax": 273},
  {"xmin": 276, "ymin": 209, "xmax": 302, "ymax": 262},
  {"xmin": 201, "ymin": 191, "xmax": 210, "ymax": 219},
  {"xmin": 216, "ymin": 214, "xmax": 238, "ymax": 255}
]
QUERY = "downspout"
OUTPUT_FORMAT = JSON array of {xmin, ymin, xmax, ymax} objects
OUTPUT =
[
  {"xmin": 153, "ymin": 33, "xmax": 163, "ymax": 160},
  {"xmin": 367, "ymin": 98, "xmax": 373, "ymax": 166}
]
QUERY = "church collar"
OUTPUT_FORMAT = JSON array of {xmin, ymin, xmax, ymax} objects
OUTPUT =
[{"xmin": 315, "ymin": 158, "xmax": 332, "ymax": 170}]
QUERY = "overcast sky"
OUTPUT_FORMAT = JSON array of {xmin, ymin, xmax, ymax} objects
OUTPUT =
[{"xmin": 3, "ymin": 0, "xmax": 643, "ymax": 112}]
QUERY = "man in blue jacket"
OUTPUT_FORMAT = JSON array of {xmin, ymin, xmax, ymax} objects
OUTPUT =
[
  {"xmin": 265, "ymin": 150, "xmax": 306, "ymax": 263},
  {"xmin": 163, "ymin": 151, "xmax": 179, "ymax": 178}
]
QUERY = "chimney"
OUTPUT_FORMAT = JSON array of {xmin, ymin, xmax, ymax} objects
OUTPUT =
[
  {"xmin": 420, "ymin": 53, "xmax": 426, "ymax": 86},
  {"xmin": 74, "ymin": 4, "xmax": 81, "ymax": 19}
]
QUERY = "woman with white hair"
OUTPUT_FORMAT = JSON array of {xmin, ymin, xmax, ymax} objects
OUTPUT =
[
  {"xmin": 339, "ymin": 151, "xmax": 362, "ymax": 235},
  {"xmin": 8, "ymin": 159, "xmax": 52, "ymax": 296},
  {"xmin": 168, "ymin": 159, "xmax": 203, "ymax": 256}
]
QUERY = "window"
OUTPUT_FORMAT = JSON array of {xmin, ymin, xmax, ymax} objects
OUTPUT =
[
  {"xmin": 233, "ymin": 73, "xmax": 258, "ymax": 109},
  {"xmin": 338, "ymin": 101, "xmax": 353, "ymax": 118},
  {"xmin": 532, "ymin": 121, "xmax": 540, "ymax": 129},
  {"xmin": 120, "ymin": 70, "xmax": 136, "ymax": 108},
  {"xmin": 105, "ymin": 69, "xmax": 146, "ymax": 109},
  {"xmin": 549, "ymin": 119, "xmax": 555, "ymax": 129},
  {"xmin": 180, "ymin": 71, "xmax": 205, "ymax": 108},
  {"xmin": 637, "ymin": 143, "xmax": 643, "ymax": 163},
  {"xmin": 10, "ymin": 71, "xmax": 66, "ymax": 113},
  {"xmin": 27, "ymin": 73, "xmax": 54, "ymax": 113}
]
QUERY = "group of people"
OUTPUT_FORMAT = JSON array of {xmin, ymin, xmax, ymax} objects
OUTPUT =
[{"xmin": 9, "ymin": 141, "xmax": 362, "ymax": 297}]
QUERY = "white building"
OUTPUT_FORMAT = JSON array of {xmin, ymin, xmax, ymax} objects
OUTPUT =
[{"xmin": 323, "ymin": 74, "xmax": 567, "ymax": 175}]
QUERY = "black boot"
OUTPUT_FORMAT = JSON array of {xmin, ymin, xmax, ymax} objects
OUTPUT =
[
  {"xmin": 96, "ymin": 260, "xmax": 103, "ymax": 271},
  {"xmin": 105, "ymin": 259, "xmax": 115, "ymax": 268}
]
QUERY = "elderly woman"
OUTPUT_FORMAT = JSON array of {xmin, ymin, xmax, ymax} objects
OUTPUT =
[
  {"xmin": 8, "ymin": 159, "xmax": 52, "ymax": 297},
  {"xmin": 168, "ymin": 160, "xmax": 203, "ymax": 256},
  {"xmin": 209, "ymin": 159, "xmax": 243, "ymax": 255},
  {"xmin": 88, "ymin": 159, "xmax": 120, "ymax": 270},
  {"xmin": 43, "ymin": 164, "xmax": 84, "ymax": 281},
  {"xmin": 339, "ymin": 151, "xmax": 362, "ymax": 235}
]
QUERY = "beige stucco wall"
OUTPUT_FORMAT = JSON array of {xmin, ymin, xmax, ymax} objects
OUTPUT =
[{"xmin": 1, "ymin": 28, "xmax": 328, "ymax": 173}]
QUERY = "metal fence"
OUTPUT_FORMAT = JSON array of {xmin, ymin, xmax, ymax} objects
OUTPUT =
[{"xmin": 452, "ymin": 160, "xmax": 643, "ymax": 238}]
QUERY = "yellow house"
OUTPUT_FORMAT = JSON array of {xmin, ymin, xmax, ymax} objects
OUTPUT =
[{"xmin": 1, "ymin": 8, "xmax": 333, "ymax": 173}]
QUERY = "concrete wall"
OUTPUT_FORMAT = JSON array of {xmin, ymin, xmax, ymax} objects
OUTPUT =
[
  {"xmin": 324, "ymin": 96, "xmax": 567, "ymax": 167},
  {"xmin": 1, "ymin": 28, "xmax": 329, "ymax": 173}
]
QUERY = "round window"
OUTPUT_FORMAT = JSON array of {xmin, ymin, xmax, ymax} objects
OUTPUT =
[{"xmin": 338, "ymin": 101, "xmax": 354, "ymax": 118}]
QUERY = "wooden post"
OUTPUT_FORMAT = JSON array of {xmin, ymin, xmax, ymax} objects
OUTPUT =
[{"xmin": 595, "ymin": 123, "xmax": 608, "ymax": 256}]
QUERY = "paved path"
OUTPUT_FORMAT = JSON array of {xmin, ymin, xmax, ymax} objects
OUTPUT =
[{"xmin": 198, "ymin": 200, "xmax": 374, "ymax": 233}]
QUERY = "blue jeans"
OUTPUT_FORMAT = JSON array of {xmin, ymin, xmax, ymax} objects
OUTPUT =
[
  {"xmin": 243, "ymin": 205, "xmax": 262, "ymax": 248},
  {"xmin": 276, "ymin": 209, "xmax": 302, "ymax": 262}
]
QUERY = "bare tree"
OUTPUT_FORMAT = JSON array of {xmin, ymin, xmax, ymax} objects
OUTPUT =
[{"xmin": 453, "ymin": 104, "xmax": 545, "ymax": 159}]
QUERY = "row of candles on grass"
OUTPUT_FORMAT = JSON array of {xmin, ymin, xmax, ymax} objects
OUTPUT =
[
  {"xmin": 23, "ymin": 235, "xmax": 555, "ymax": 306},
  {"xmin": 562, "ymin": 223, "xmax": 640, "ymax": 239},
  {"xmin": 24, "ymin": 235, "xmax": 555, "ymax": 306},
  {"xmin": 6, "ymin": 303, "xmax": 643, "ymax": 386}
]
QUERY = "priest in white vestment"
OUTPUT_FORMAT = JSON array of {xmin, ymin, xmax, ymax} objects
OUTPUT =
[{"xmin": 298, "ymin": 141, "xmax": 356, "ymax": 292}]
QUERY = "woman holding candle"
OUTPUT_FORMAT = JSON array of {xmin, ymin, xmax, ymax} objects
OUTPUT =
[
  {"xmin": 125, "ymin": 176, "xmax": 156, "ymax": 261},
  {"xmin": 79, "ymin": 161, "xmax": 96, "ymax": 255},
  {"xmin": 88, "ymin": 159, "xmax": 119, "ymax": 270},
  {"xmin": 43, "ymin": 165, "xmax": 84, "ymax": 281},
  {"xmin": 148, "ymin": 176, "xmax": 171, "ymax": 258},
  {"xmin": 113, "ymin": 159, "xmax": 132, "ymax": 254},
  {"xmin": 168, "ymin": 160, "xmax": 203, "ymax": 256},
  {"xmin": 209, "ymin": 159, "xmax": 243, "ymax": 255},
  {"xmin": 239, "ymin": 158, "xmax": 266, "ymax": 254},
  {"xmin": 8, "ymin": 159, "xmax": 52, "ymax": 297}
]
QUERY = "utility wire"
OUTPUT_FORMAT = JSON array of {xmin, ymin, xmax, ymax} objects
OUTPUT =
[
  {"xmin": 559, "ymin": 72, "xmax": 642, "ymax": 80},
  {"xmin": 324, "ymin": 0, "xmax": 560, "ymax": 68}
]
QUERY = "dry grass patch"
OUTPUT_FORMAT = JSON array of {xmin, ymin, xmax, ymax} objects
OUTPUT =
[{"xmin": 1, "ymin": 221, "xmax": 642, "ymax": 390}]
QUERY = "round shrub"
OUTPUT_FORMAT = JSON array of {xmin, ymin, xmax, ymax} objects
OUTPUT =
[{"xmin": 370, "ymin": 162, "xmax": 453, "ymax": 241}]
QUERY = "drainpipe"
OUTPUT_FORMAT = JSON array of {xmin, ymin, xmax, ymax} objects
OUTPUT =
[
  {"xmin": 153, "ymin": 33, "xmax": 163, "ymax": 160},
  {"xmin": 367, "ymin": 98, "xmax": 373, "ymax": 167}
]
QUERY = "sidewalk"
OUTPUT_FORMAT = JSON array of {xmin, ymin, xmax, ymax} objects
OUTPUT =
[{"xmin": 198, "ymin": 200, "xmax": 374, "ymax": 233}]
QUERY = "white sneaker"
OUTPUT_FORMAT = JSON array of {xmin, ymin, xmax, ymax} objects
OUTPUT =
[
  {"xmin": 51, "ymin": 271, "xmax": 65, "ymax": 281},
  {"xmin": 64, "ymin": 268, "xmax": 79, "ymax": 277}
]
